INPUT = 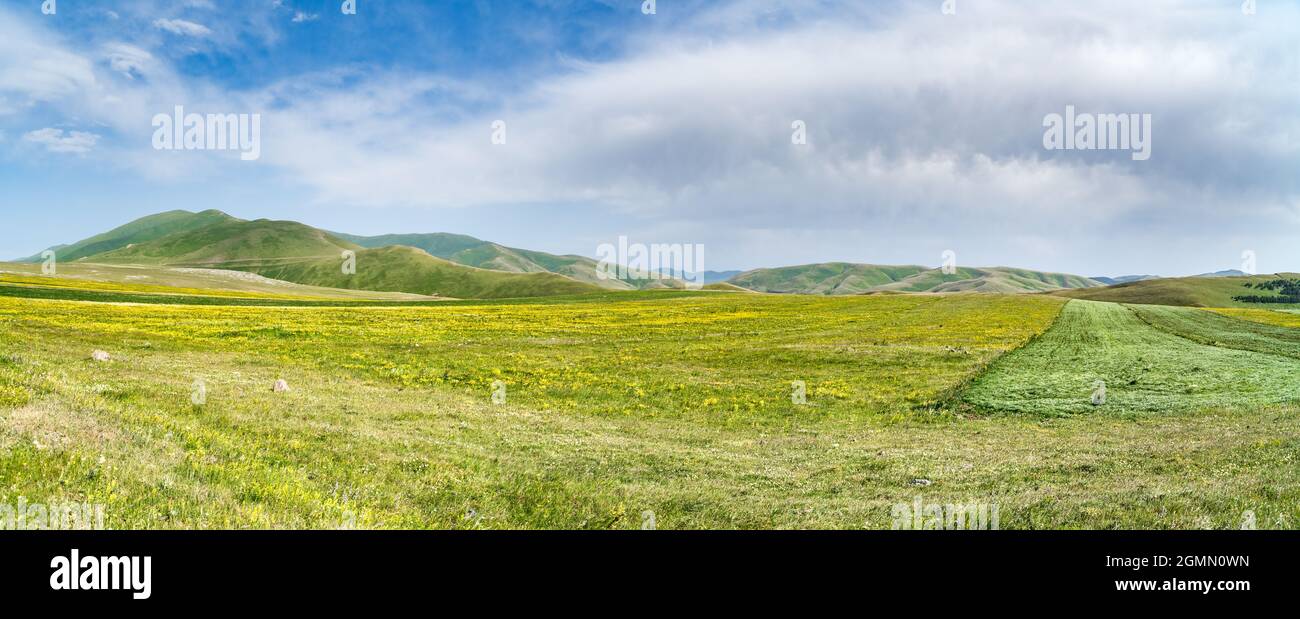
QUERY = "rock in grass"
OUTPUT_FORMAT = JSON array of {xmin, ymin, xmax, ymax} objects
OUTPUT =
[
  {"xmin": 90, "ymin": 350, "xmax": 111, "ymax": 362},
  {"xmin": 273, "ymin": 379, "xmax": 291, "ymax": 393}
]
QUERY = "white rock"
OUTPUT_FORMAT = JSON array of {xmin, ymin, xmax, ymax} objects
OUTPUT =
[
  {"xmin": 273, "ymin": 379, "xmax": 291, "ymax": 393},
  {"xmin": 90, "ymin": 350, "xmax": 111, "ymax": 362}
]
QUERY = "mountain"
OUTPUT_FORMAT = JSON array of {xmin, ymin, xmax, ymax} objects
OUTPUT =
[
  {"xmin": 337, "ymin": 232, "xmax": 716, "ymax": 290},
  {"xmin": 335, "ymin": 232, "xmax": 641, "ymax": 290},
  {"xmin": 92, "ymin": 218, "xmax": 357, "ymax": 267},
  {"xmin": 1195, "ymin": 269, "xmax": 1248, "ymax": 278},
  {"xmin": 704, "ymin": 270, "xmax": 743, "ymax": 284},
  {"xmin": 728, "ymin": 263, "xmax": 929, "ymax": 294},
  {"xmin": 1090, "ymin": 275, "xmax": 1159, "ymax": 285},
  {"xmin": 246, "ymin": 245, "xmax": 600, "ymax": 299},
  {"xmin": 18, "ymin": 210, "xmax": 1127, "ymax": 300},
  {"xmin": 1054, "ymin": 273, "xmax": 1300, "ymax": 307},
  {"xmin": 52, "ymin": 215, "xmax": 602, "ymax": 299},
  {"xmin": 726, "ymin": 263, "xmax": 1101, "ymax": 295},
  {"xmin": 18, "ymin": 209, "xmax": 237, "ymax": 263}
]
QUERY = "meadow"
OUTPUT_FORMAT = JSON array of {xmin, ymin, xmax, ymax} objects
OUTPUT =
[
  {"xmin": 2, "ymin": 283, "xmax": 1299, "ymax": 529},
  {"xmin": 964, "ymin": 301, "xmax": 1300, "ymax": 414}
]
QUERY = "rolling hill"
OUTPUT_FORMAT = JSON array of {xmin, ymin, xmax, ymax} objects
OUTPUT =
[
  {"xmin": 246, "ymin": 245, "xmax": 600, "ymax": 299},
  {"xmin": 19, "ymin": 209, "xmax": 1148, "ymax": 300},
  {"xmin": 40, "ymin": 216, "xmax": 601, "ymax": 299},
  {"xmin": 727, "ymin": 263, "xmax": 1101, "ymax": 295},
  {"xmin": 1053, "ymin": 273, "xmax": 1300, "ymax": 308},
  {"xmin": 91, "ymin": 218, "xmax": 359, "ymax": 267},
  {"xmin": 334, "ymin": 231, "xmax": 695, "ymax": 290},
  {"xmin": 17, "ymin": 209, "xmax": 238, "ymax": 263},
  {"xmin": 0, "ymin": 262, "xmax": 433, "ymax": 301}
]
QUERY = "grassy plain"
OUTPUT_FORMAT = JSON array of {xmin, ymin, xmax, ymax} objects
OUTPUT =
[
  {"xmin": 2, "ymin": 290, "xmax": 1299, "ymax": 529},
  {"xmin": 964, "ymin": 301, "xmax": 1300, "ymax": 415},
  {"xmin": 0, "ymin": 263, "xmax": 433, "ymax": 301},
  {"xmin": 1055, "ymin": 273, "xmax": 1300, "ymax": 308}
]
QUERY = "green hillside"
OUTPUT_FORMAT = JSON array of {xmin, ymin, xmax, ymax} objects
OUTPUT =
[
  {"xmin": 729, "ymin": 263, "xmax": 1100, "ymax": 295},
  {"xmin": 23, "ymin": 210, "xmax": 1119, "ymax": 301},
  {"xmin": 334, "ymin": 232, "xmax": 485, "ymax": 258},
  {"xmin": 337, "ymin": 231, "xmax": 638, "ymax": 290},
  {"xmin": 1053, "ymin": 273, "xmax": 1300, "ymax": 308},
  {"xmin": 75, "ymin": 217, "xmax": 601, "ymax": 299},
  {"xmin": 246, "ymin": 245, "xmax": 601, "ymax": 299},
  {"xmin": 18, "ymin": 209, "xmax": 237, "ymax": 263},
  {"xmin": 0, "ymin": 262, "xmax": 433, "ymax": 301},
  {"xmin": 929, "ymin": 267, "xmax": 1100, "ymax": 293},
  {"xmin": 729, "ymin": 263, "xmax": 930, "ymax": 294},
  {"xmin": 700, "ymin": 282, "xmax": 754, "ymax": 292},
  {"xmin": 92, "ymin": 218, "xmax": 359, "ymax": 267}
]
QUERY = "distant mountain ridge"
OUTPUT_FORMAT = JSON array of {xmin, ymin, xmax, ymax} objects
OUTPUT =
[
  {"xmin": 332, "ymin": 231, "xmax": 643, "ymax": 290},
  {"xmin": 728, "ymin": 263, "xmax": 1102, "ymax": 295},
  {"xmin": 1090, "ymin": 275, "xmax": 1159, "ymax": 285},
  {"xmin": 1196, "ymin": 269, "xmax": 1248, "ymax": 278},
  {"xmin": 15, "ymin": 210, "xmax": 1130, "ymax": 298},
  {"xmin": 18, "ymin": 212, "xmax": 601, "ymax": 299},
  {"xmin": 1055, "ymin": 272, "xmax": 1300, "ymax": 308}
]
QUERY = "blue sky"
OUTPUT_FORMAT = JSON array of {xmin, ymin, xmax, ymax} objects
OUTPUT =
[
  {"xmin": 2, "ymin": 0, "xmax": 1298, "ymax": 275},
  {"xmin": 1, "ymin": 0, "xmax": 693, "ymax": 258}
]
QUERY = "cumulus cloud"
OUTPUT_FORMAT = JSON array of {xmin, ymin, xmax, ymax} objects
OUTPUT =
[
  {"xmin": 23, "ymin": 128, "xmax": 100, "ymax": 154},
  {"xmin": 0, "ymin": 12, "xmax": 96, "ymax": 108},
  {"xmin": 1, "ymin": 0, "xmax": 1297, "ymax": 274},
  {"xmin": 104, "ymin": 43, "xmax": 153, "ymax": 79},
  {"xmin": 248, "ymin": 0, "xmax": 1297, "ymax": 273},
  {"xmin": 152, "ymin": 18, "xmax": 211, "ymax": 37},
  {"xmin": 257, "ymin": 1, "xmax": 1297, "ymax": 219}
]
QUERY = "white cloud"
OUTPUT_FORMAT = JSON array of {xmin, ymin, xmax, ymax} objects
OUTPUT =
[
  {"xmin": 255, "ymin": 1, "xmax": 1296, "ymax": 217},
  {"xmin": 23, "ymin": 128, "xmax": 100, "ymax": 154},
  {"xmin": 0, "ymin": 12, "xmax": 97, "ymax": 108},
  {"xmin": 292, "ymin": 12, "xmax": 319, "ymax": 23},
  {"xmin": 152, "ymin": 18, "xmax": 211, "ymax": 37},
  {"xmin": 219, "ymin": 0, "xmax": 1295, "ymax": 275},
  {"xmin": 104, "ymin": 43, "xmax": 154, "ymax": 79},
  {"xmin": 0, "ymin": 0, "xmax": 1297, "ymax": 275}
]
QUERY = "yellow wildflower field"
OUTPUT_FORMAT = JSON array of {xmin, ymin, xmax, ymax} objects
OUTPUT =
[{"xmin": 3, "ymin": 291, "xmax": 1299, "ymax": 529}]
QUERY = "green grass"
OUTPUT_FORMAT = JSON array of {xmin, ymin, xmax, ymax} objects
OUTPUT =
[
  {"xmin": 337, "ymin": 231, "xmax": 679, "ymax": 290},
  {"xmin": 963, "ymin": 300, "xmax": 1300, "ymax": 415},
  {"xmin": 4, "ymin": 288, "xmax": 1300, "ymax": 529},
  {"xmin": 15, "ymin": 209, "xmax": 237, "ymax": 263},
  {"xmin": 729, "ymin": 263, "xmax": 931, "ymax": 294},
  {"xmin": 34, "ymin": 210, "xmax": 643, "ymax": 294},
  {"xmin": 0, "ymin": 270, "xmax": 715, "ymax": 307},
  {"xmin": 1129, "ymin": 304, "xmax": 1300, "ymax": 359},
  {"xmin": 1055, "ymin": 273, "xmax": 1300, "ymax": 308},
  {"xmin": 247, "ymin": 245, "xmax": 603, "ymax": 299},
  {"xmin": 80, "ymin": 218, "xmax": 605, "ymax": 299},
  {"xmin": 93, "ymin": 218, "xmax": 357, "ymax": 266}
]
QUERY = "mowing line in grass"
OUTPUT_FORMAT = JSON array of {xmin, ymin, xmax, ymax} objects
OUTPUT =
[{"xmin": 962, "ymin": 300, "xmax": 1300, "ymax": 415}]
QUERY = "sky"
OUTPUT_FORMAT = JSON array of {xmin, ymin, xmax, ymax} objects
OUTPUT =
[{"xmin": 0, "ymin": 0, "xmax": 1297, "ymax": 276}]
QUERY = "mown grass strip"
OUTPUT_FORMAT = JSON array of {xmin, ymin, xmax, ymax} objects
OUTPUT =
[
  {"xmin": 1129, "ymin": 304, "xmax": 1300, "ymax": 360},
  {"xmin": 962, "ymin": 300, "xmax": 1300, "ymax": 416}
]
